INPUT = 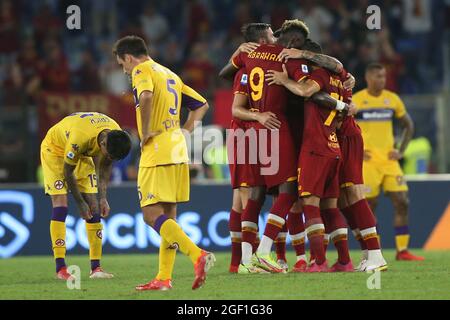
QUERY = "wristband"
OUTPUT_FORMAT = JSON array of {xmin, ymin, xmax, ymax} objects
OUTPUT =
[{"xmin": 336, "ymin": 100, "xmax": 347, "ymax": 111}]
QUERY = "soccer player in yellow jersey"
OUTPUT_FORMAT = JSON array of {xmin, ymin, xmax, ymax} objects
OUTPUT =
[
  {"xmin": 40, "ymin": 112, "xmax": 131, "ymax": 280},
  {"xmin": 353, "ymin": 63, "xmax": 424, "ymax": 261},
  {"xmin": 113, "ymin": 36, "xmax": 214, "ymax": 291}
]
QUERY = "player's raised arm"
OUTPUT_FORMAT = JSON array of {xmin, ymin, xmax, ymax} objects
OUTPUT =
[
  {"xmin": 63, "ymin": 162, "xmax": 92, "ymax": 220},
  {"xmin": 278, "ymin": 47, "xmax": 343, "ymax": 74}
]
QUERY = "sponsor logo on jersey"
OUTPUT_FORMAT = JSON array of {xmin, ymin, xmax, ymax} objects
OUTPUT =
[{"xmin": 356, "ymin": 108, "xmax": 394, "ymax": 121}]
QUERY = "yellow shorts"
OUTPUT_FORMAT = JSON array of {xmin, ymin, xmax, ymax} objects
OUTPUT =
[
  {"xmin": 363, "ymin": 160, "xmax": 408, "ymax": 198},
  {"xmin": 40, "ymin": 143, "xmax": 97, "ymax": 195},
  {"xmin": 137, "ymin": 163, "xmax": 190, "ymax": 207}
]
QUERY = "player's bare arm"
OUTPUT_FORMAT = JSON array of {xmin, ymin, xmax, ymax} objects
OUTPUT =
[
  {"xmin": 183, "ymin": 102, "xmax": 210, "ymax": 133},
  {"xmin": 139, "ymin": 90, "xmax": 162, "ymax": 149},
  {"xmin": 311, "ymin": 91, "xmax": 357, "ymax": 116},
  {"xmin": 231, "ymin": 93, "xmax": 281, "ymax": 130},
  {"xmin": 278, "ymin": 48, "xmax": 343, "ymax": 74},
  {"xmin": 95, "ymin": 154, "xmax": 113, "ymax": 218},
  {"xmin": 389, "ymin": 113, "xmax": 414, "ymax": 160},
  {"xmin": 266, "ymin": 64, "xmax": 320, "ymax": 97},
  {"xmin": 219, "ymin": 42, "xmax": 259, "ymax": 80},
  {"xmin": 63, "ymin": 163, "xmax": 93, "ymax": 220}
]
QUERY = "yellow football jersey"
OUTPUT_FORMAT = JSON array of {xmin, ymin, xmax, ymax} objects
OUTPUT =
[
  {"xmin": 353, "ymin": 89, "xmax": 407, "ymax": 162},
  {"xmin": 131, "ymin": 59, "xmax": 206, "ymax": 167},
  {"xmin": 42, "ymin": 112, "xmax": 121, "ymax": 166}
]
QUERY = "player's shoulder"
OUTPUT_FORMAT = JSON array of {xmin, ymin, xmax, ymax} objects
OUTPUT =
[
  {"xmin": 352, "ymin": 89, "xmax": 368, "ymax": 99},
  {"xmin": 382, "ymin": 89, "xmax": 402, "ymax": 101},
  {"xmin": 132, "ymin": 60, "xmax": 152, "ymax": 78}
]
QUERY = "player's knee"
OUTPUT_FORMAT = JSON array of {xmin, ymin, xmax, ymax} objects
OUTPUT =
[
  {"xmin": 393, "ymin": 195, "xmax": 409, "ymax": 215},
  {"xmin": 51, "ymin": 195, "xmax": 68, "ymax": 207}
]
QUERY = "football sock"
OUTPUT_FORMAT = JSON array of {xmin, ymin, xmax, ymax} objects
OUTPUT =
[
  {"xmin": 322, "ymin": 208, "xmax": 350, "ymax": 265},
  {"xmin": 50, "ymin": 206, "xmax": 68, "ymax": 272},
  {"xmin": 228, "ymin": 209, "xmax": 242, "ymax": 267},
  {"xmin": 345, "ymin": 200, "xmax": 381, "ymax": 250},
  {"xmin": 86, "ymin": 214, "xmax": 103, "ymax": 270},
  {"xmin": 241, "ymin": 199, "xmax": 262, "ymax": 261},
  {"xmin": 395, "ymin": 225, "xmax": 410, "ymax": 252},
  {"xmin": 275, "ymin": 223, "xmax": 287, "ymax": 261},
  {"xmin": 341, "ymin": 205, "xmax": 366, "ymax": 250},
  {"xmin": 258, "ymin": 193, "xmax": 297, "ymax": 255},
  {"xmin": 287, "ymin": 211, "xmax": 306, "ymax": 259},
  {"xmin": 156, "ymin": 238, "xmax": 177, "ymax": 280},
  {"xmin": 154, "ymin": 215, "xmax": 202, "ymax": 264},
  {"xmin": 303, "ymin": 205, "xmax": 326, "ymax": 265}
]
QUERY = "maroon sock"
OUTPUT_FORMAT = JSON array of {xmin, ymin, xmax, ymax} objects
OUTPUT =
[
  {"xmin": 275, "ymin": 223, "xmax": 287, "ymax": 261},
  {"xmin": 287, "ymin": 211, "xmax": 305, "ymax": 256},
  {"xmin": 322, "ymin": 208, "xmax": 350, "ymax": 265},
  {"xmin": 303, "ymin": 205, "xmax": 325, "ymax": 265},
  {"xmin": 346, "ymin": 200, "xmax": 380, "ymax": 250},
  {"xmin": 341, "ymin": 206, "xmax": 367, "ymax": 250},
  {"xmin": 253, "ymin": 235, "xmax": 260, "ymax": 254},
  {"xmin": 241, "ymin": 199, "xmax": 262, "ymax": 246},
  {"xmin": 263, "ymin": 193, "xmax": 297, "ymax": 240},
  {"xmin": 229, "ymin": 209, "xmax": 242, "ymax": 267}
]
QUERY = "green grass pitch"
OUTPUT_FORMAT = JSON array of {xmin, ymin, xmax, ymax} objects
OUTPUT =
[{"xmin": 1, "ymin": 249, "xmax": 449, "ymax": 300}]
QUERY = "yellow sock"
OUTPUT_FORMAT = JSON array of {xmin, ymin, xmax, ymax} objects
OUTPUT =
[
  {"xmin": 50, "ymin": 221, "xmax": 66, "ymax": 259},
  {"xmin": 159, "ymin": 219, "xmax": 202, "ymax": 264},
  {"xmin": 156, "ymin": 238, "xmax": 177, "ymax": 280},
  {"xmin": 396, "ymin": 234, "xmax": 410, "ymax": 252},
  {"xmin": 86, "ymin": 222, "xmax": 103, "ymax": 260}
]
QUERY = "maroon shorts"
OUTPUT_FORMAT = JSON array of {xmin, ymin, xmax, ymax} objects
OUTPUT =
[
  {"xmin": 228, "ymin": 121, "xmax": 268, "ymax": 188},
  {"xmin": 298, "ymin": 151, "xmax": 341, "ymax": 199},
  {"xmin": 260, "ymin": 127, "xmax": 298, "ymax": 189},
  {"xmin": 338, "ymin": 133, "xmax": 364, "ymax": 187}
]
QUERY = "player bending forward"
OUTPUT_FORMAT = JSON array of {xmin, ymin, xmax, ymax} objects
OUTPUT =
[{"xmin": 41, "ymin": 112, "xmax": 131, "ymax": 280}]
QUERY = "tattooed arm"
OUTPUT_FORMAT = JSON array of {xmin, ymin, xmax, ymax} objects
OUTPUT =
[
  {"xmin": 64, "ymin": 163, "xmax": 93, "ymax": 220},
  {"xmin": 95, "ymin": 154, "xmax": 113, "ymax": 218},
  {"xmin": 278, "ymin": 48, "xmax": 343, "ymax": 74}
]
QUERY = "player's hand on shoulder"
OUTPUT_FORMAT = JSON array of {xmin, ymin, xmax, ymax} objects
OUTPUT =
[
  {"xmin": 343, "ymin": 73, "xmax": 356, "ymax": 90},
  {"xmin": 256, "ymin": 112, "xmax": 281, "ymax": 130},
  {"xmin": 388, "ymin": 149, "xmax": 403, "ymax": 160},
  {"xmin": 99, "ymin": 198, "xmax": 110, "ymax": 218},
  {"xmin": 278, "ymin": 48, "xmax": 303, "ymax": 62},
  {"xmin": 78, "ymin": 201, "xmax": 93, "ymax": 220},
  {"xmin": 239, "ymin": 42, "xmax": 259, "ymax": 54},
  {"xmin": 266, "ymin": 64, "xmax": 288, "ymax": 85}
]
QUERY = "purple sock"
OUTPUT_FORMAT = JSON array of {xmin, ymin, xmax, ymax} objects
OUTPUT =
[
  {"xmin": 56, "ymin": 258, "xmax": 66, "ymax": 273},
  {"xmin": 153, "ymin": 215, "xmax": 168, "ymax": 234},
  {"xmin": 91, "ymin": 260, "xmax": 100, "ymax": 271},
  {"xmin": 87, "ymin": 214, "xmax": 101, "ymax": 224},
  {"xmin": 51, "ymin": 207, "xmax": 68, "ymax": 222}
]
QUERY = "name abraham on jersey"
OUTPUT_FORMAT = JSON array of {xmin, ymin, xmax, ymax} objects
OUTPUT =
[
  {"xmin": 356, "ymin": 108, "xmax": 394, "ymax": 121},
  {"xmin": 247, "ymin": 51, "xmax": 279, "ymax": 62}
]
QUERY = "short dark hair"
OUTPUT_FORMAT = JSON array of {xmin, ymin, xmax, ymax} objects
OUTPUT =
[
  {"xmin": 277, "ymin": 19, "xmax": 310, "ymax": 48},
  {"xmin": 365, "ymin": 62, "xmax": 385, "ymax": 74},
  {"xmin": 302, "ymin": 39, "xmax": 322, "ymax": 54},
  {"xmin": 106, "ymin": 130, "xmax": 132, "ymax": 160},
  {"xmin": 241, "ymin": 23, "xmax": 271, "ymax": 42},
  {"xmin": 112, "ymin": 36, "xmax": 149, "ymax": 59}
]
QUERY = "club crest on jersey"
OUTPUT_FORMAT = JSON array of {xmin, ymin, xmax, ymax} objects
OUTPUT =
[
  {"xmin": 134, "ymin": 69, "xmax": 142, "ymax": 76},
  {"xmin": 67, "ymin": 151, "xmax": 75, "ymax": 160},
  {"xmin": 54, "ymin": 180, "xmax": 64, "ymax": 190},
  {"xmin": 240, "ymin": 74, "xmax": 248, "ymax": 85},
  {"xmin": 301, "ymin": 64, "xmax": 309, "ymax": 73}
]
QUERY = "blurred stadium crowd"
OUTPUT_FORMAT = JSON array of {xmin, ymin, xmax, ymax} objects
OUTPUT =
[{"xmin": 0, "ymin": 0, "xmax": 449, "ymax": 183}]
